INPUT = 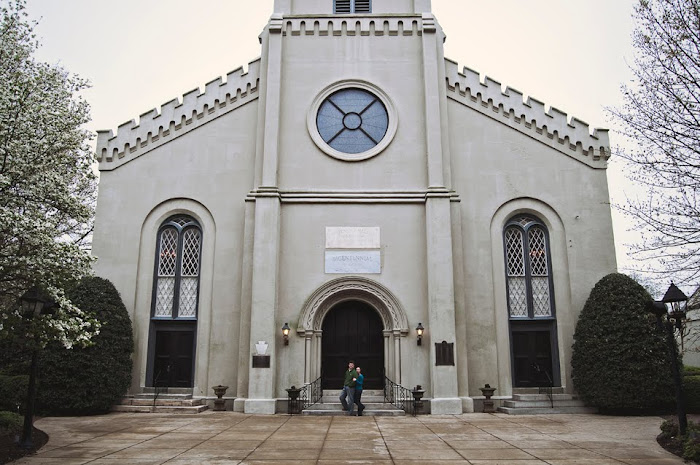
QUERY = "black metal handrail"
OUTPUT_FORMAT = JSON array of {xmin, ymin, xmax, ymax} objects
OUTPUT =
[
  {"xmin": 384, "ymin": 376, "xmax": 416, "ymax": 414},
  {"xmin": 300, "ymin": 376, "xmax": 322, "ymax": 410},
  {"xmin": 532, "ymin": 363, "xmax": 554, "ymax": 408}
]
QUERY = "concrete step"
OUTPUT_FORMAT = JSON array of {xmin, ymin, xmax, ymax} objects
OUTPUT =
[
  {"xmin": 121, "ymin": 397, "xmax": 204, "ymax": 407},
  {"xmin": 512, "ymin": 387, "xmax": 565, "ymax": 395},
  {"xmin": 112, "ymin": 404, "xmax": 208, "ymax": 414},
  {"xmin": 306, "ymin": 402, "xmax": 398, "ymax": 410},
  {"xmin": 321, "ymin": 390, "xmax": 384, "ymax": 396},
  {"xmin": 321, "ymin": 395, "xmax": 386, "ymax": 403},
  {"xmin": 503, "ymin": 399, "xmax": 586, "ymax": 408},
  {"xmin": 302, "ymin": 409, "xmax": 404, "ymax": 416},
  {"xmin": 303, "ymin": 400, "xmax": 404, "ymax": 416},
  {"xmin": 140, "ymin": 387, "xmax": 193, "ymax": 395},
  {"xmin": 497, "ymin": 406, "xmax": 597, "ymax": 415},
  {"xmin": 511, "ymin": 394, "xmax": 575, "ymax": 402},
  {"xmin": 132, "ymin": 393, "xmax": 193, "ymax": 400}
]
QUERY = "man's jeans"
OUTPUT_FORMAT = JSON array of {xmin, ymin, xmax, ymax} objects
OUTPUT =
[{"xmin": 339, "ymin": 386, "xmax": 355, "ymax": 414}]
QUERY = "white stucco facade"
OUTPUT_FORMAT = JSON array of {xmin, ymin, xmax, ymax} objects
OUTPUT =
[{"xmin": 92, "ymin": 0, "xmax": 616, "ymax": 414}]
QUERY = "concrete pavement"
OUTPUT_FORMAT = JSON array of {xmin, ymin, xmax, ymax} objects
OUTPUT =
[{"xmin": 13, "ymin": 412, "xmax": 684, "ymax": 464}]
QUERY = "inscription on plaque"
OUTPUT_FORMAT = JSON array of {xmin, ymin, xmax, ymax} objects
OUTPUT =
[
  {"xmin": 326, "ymin": 227, "xmax": 380, "ymax": 249},
  {"xmin": 435, "ymin": 341, "xmax": 455, "ymax": 366},
  {"xmin": 252, "ymin": 355, "xmax": 271, "ymax": 368},
  {"xmin": 325, "ymin": 251, "xmax": 381, "ymax": 274}
]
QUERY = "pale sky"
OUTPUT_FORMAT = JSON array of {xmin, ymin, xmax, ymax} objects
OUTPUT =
[{"xmin": 25, "ymin": 0, "xmax": 642, "ymax": 279}]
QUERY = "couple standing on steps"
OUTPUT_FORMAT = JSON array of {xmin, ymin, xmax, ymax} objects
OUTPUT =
[{"xmin": 339, "ymin": 360, "xmax": 365, "ymax": 416}]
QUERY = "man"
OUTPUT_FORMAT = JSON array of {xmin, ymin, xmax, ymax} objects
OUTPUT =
[
  {"xmin": 339, "ymin": 360, "xmax": 357, "ymax": 415},
  {"xmin": 354, "ymin": 366, "xmax": 365, "ymax": 416}
]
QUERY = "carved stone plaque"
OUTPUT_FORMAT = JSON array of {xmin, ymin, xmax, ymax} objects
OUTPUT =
[
  {"xmin": 325, "ymin": 251, "xmax": 381, "ymax": 274},
  {"xmin": 325, "ymin": 227, "xmax": 380, "ymax": 249}
]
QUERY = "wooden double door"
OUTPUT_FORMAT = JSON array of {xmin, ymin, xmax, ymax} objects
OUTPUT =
[
  {"xmin": 321, "ymin": 300, "xmax": 384, "ymax": 390},
  {"xmin": 511, "ymin": 322, "xmax": 560, "ymax": 387},
  {"xmin": 149, "ymin": 322, "xmax": 196, "ymax": 387}
]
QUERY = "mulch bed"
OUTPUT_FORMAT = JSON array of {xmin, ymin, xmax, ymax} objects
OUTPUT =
[
  {"xmin": 657, "ymin": 432, "xmax": 686, "ymax": 461},
  {"xmin": 656, "ymin": 414, "xmax": 700, "ymax": 464},
  {"xmin": 0, "ymin": 427, "xmax": 48, "ymax": 464}
]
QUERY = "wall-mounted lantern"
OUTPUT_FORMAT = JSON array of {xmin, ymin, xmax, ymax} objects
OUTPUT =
[
  {"xmin": 416, "ymin": 322, "xmax": 424, "ymax": 346},
  {"xmin": 282, "ymin": 322, "xmax": 291, "ymax": 345}
]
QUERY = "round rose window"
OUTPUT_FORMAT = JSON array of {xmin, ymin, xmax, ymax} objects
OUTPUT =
[{"xmin": 316, "ymin": 88, "xmax": 389, "ymax": 155}]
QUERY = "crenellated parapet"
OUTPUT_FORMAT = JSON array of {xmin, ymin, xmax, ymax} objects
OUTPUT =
[
  {"xmin": 281, "ymin": 15, "xmax": 424, "ymax": 37},
  {"xmin": 444, "ymin": 58, "xmax": 610, "ymax": 168},
  {"xmin": 96, "ymin": 58, "xmax": 262, "ymax": 171}
]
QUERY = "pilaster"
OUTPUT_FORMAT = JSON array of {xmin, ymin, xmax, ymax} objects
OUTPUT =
[
  {"xmin": 422, "ymin": 13, "xmax": 461, "ymax": 414},
  {"xmin": 245, "ymin": 195, "xmax": 281, "ymax": 414},
  {"xmin": 244, "ymin": 13, "xmax": 285, "ymax": 415},
  {"xmin": 421, "ymin": 13, "xmax": 445, "ymax": 189},
  {"xmin": 425, "ymin": 193, "xmax": 461, "ymax": 414},
  {"xmin": 260, "ymin": 14, "xmax": 284, "ymax": 188}
]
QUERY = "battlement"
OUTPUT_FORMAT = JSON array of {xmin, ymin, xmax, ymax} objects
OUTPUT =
[
  {"xmin": 444, "ymin": 58, "xmax": 610, "ymax": 167},
  {"xmin": 281, "ymin": 15, "xmax": 425, "ymax": 37},
  {"xmin": 96, "ymin": 58, "xmax": 261, "ymax": 171}
]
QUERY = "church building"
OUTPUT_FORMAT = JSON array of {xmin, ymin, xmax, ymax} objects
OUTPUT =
[{"xmin": 92, "ymin": 0, "xmax": 617, "ymax": 414}]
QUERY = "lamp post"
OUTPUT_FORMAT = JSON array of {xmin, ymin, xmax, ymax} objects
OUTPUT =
[
  {"xmin": 648, "ymin": 282, "xmax": 688, "ymax": 436},
  {"xmin": 18, "ymin": 287, "xmax": 55, "ymax": 450}
]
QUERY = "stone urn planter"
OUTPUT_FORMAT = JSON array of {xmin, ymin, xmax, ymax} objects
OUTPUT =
[
  {"xmin": 286, "ymin": 386, "xmax": 302, "ymax": 414},
  {"xmin": 212, "ymin": 385, "xmax": 229, "ymax": 411},
  {"xmin": 479, "ymin": 384, "xmax": 497, "ymax": 413},
  {"xmin": 412, "ymin": 385, "xmax": 425, "ymax": 415}
]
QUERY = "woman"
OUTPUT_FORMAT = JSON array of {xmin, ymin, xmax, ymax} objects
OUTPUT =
[{"xmin": 354, "ymin": 366, "xmax": 365, "ymax": 416}]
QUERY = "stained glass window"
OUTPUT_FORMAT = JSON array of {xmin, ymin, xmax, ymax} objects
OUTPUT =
[
  {"xmin": 504, "ymin": 216, "xmax": 553, "ymax": 318},
  {"xmin": 153, "ymin": 216, "xmax": 201, "ymax": 319}
]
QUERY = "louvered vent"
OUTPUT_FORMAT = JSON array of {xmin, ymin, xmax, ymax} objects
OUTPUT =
[
  {"xmin": 354, "ymin": 0, "xmax": 371, "ymax": 12},
  {"xmin": 334, "ymin": 0, "xmax": 351, "ymax": 13},
  {"xmin": 334, "ymin": 0, "xmax": 371, "ymax": 13}
]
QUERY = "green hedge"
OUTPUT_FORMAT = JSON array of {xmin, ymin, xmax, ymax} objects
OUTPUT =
[
  {"xmin": 572, "ymin": 273, "xmax": 675, "ymax": 413},
  {"xmin": 36, "ymin": 277, "xmax": 133, "ymax": 415},
  {"xmin": 0, "ymin": 411, "xmax": 22, "ymax": 434},
  {"xmin": 0, "ymin": 374, "xmax": 28, "ymax": 412},
  {"xmin": 685, "ymin": 375, "xmax": 700, "ymax": 413},
  {"xmin": 684, "ymin": 366, "xmax": 700, "ymax": 376}
]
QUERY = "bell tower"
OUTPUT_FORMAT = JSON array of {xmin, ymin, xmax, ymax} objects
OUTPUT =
[
  {"xmin": 272, "ymin": 0, "xmax": 432, "ymax": 15},
  {"xmin": 243, "ymin": 0, "xmax": 463, "ymax": 415}
]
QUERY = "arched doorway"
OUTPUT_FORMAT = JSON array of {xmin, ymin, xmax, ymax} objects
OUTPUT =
[
  {"xmin": 296, "ymin": 277, "xmax": 409, "ymax": 385},
  {"xmin": 321, "ymin": 300, "xmax": 384, "ymax": 389}
]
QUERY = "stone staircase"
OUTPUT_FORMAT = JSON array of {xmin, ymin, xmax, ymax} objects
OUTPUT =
[
  {"xmin": 302, "ymin": 390, "xmax": 405, "ymax": 416},
  {"xmin": 113, "ymin": 388, "xmax": 208, "ymax": 414},
  {"xmin": 497, "ymin": 390, "xmax": 596, "ymax": 415}
]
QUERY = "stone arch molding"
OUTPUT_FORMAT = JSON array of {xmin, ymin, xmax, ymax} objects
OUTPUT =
[{"xmin": 297, "ymin": 276, "xmax": 409, "ymax": 335}]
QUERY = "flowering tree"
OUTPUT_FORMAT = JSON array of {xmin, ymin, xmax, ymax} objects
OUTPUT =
[
  {"xmin": 0, "ymin": 0, "xmax": 99, "ymax": 347},
  {"xmin": 611, "ymin": 0, "xmax": 700, "ymax": 283}
]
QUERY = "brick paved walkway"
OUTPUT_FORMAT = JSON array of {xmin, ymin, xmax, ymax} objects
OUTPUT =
[{"xmin": 12, "ymin": 412, "xmax": 684, "ymax": 464}]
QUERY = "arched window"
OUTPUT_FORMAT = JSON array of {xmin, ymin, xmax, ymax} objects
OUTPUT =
[
  {"xmin": 152, "ymin": 215, "xmax": 202, "ymax": 319},
  {"xmin": 504, "ymin": 215, "xmax": 554, "ymax": 319}
]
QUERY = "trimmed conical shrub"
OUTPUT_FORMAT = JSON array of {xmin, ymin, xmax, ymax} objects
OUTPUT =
[
  {"xmin": 37, "ymin": 277, "xmax": 133, "ymax": 415},
  {"xmin": 572, "ymin": 273, "xmax": 675, "ymax": 413}
]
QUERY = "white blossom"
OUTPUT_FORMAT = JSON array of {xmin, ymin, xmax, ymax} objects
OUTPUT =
[{"xmin": 0, "ymin": 0, "xmax": 99, "ymax": 347}]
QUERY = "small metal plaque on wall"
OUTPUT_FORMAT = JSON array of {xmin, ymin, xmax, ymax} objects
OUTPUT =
[
  {"xmin": 252, "ymin": 355, "xmax": 271, "ymax": 368},
  {"xmin": 435, "ymin": 341, "xmax": 455, "ymax": 366}
]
